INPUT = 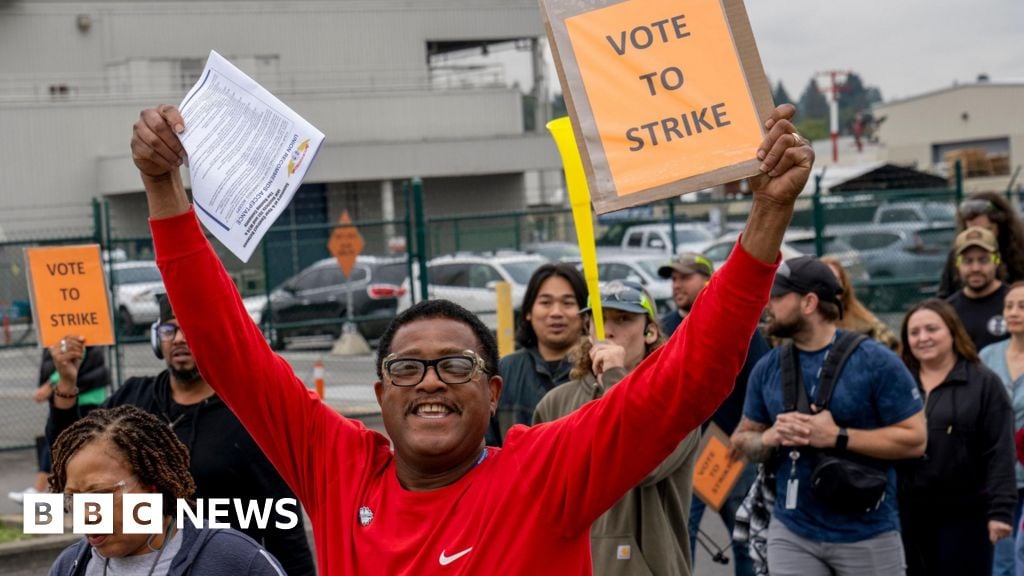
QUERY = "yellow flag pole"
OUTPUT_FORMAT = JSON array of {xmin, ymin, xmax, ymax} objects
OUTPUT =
[{"xmin": 546, "ymin": 117, "xmax": 605, "ymax": 341}]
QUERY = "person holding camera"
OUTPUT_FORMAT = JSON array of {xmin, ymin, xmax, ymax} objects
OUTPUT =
[{"xmin": 731, "ymin": 255, "xmax": 926, "ymax": 576}]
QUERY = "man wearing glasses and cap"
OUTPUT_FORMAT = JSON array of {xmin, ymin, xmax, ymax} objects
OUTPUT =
[
  {"xmin": 658, "ymin": 253, "xmax": 769, "ymax": 575},
  {"xmin": 732, "ymin": 255, "xmax": 926, "ymax": 576},
  {"xmin": 132, "ymin": 101, "xmax": 812, "ymax": 574},
  {"xmin": 533, "ymin": 280, "xmax": 701, "ymax": 575},
  {"xmin": 947, "ymin": 226, "xmax": 1012, "ymax": 350},
  {"xmin": 45, "ymin": 294, "xmax": 315, "ymax": 576}
]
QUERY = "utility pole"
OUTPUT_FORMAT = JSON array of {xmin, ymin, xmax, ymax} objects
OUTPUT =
[{"xmin": 816, "ymin": 70, "xmax": 852, "ymax": 163}]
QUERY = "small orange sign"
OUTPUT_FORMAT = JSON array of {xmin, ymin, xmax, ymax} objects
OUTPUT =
[
  {"xmin": 25, "ymin": 245, "xmax": 114, "ymax": 347},
  {"xmin": 692, "ymin": 423, "xmax": 746, "ymax": 511},
  {"xmin": 327, "ymin": 210, "xmax": 364, "ymax": 279}
]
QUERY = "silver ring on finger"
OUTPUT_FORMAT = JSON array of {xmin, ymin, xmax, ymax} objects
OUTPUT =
[
  {"xmin": 790, "ymin": 131, "xmax": 805, "ymax": 146},
  {"xmin": 60, "ymin": 339, "xmax": 67, "ymax": 354}
]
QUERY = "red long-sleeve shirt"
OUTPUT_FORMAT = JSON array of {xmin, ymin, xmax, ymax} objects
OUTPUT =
[{"xmin": 152, "ymin": 208, "xmax": 775, "ymax": 575}]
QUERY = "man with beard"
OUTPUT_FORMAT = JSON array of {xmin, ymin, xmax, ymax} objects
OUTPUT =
[
  {"xmin": 46, "ymin": 293, "xmax": 315, "ymax": 576},
  {"xmin": 487, "ymin": 263, "xmax": 587, "ymax": 446},
  {"xmin": 947, "ymin": 226, "xmax": 1011, "ymax": 350},
  {"xmin": 731, "ymin": 255, "xmax": 926, "ymax": 576},
  {"xmin": 658, "ymin": 253, "xmax": 768, "ymax": 576}
]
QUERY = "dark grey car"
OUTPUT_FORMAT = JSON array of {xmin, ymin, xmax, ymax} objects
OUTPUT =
[
  {"xmin": 261, "ymin": 256, "xmax": 407, "ymax": 349},
  {"xmin": 836, "ymin": 225, "xmax": 955, "ymax": 311}
]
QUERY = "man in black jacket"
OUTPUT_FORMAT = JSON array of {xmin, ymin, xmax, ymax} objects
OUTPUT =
[{"xmin": 47, "ymin": 294, "xmax": 315, "ymax": 576}]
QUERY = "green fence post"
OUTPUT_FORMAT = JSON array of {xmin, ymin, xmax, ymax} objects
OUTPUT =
[
  {"xmin": 813, "ymin": 173, "xmax": 825, "ymax": 257},
  {"xmin": 91, "ymin": 198, "xmax": 103, "ymax": 245},
  {"xmin": 954, "ymin": 160, "xmax": 964, "ymax": 206},
  {"xmin": 403, "ymin": 181, "xmax": 416, "ymax": 305},
  {"xmin": 453, "ymin": 219, "xmax": 461, "ymax": 253},
  {"xmin": 667, "ymin": 199, "xmax": 678, "ymax": 254},
  {"xmin": 412, "ymin": 178, "xmax": 429, "ymax": 302},
  {"xmin": 513, "ymin": 215, "xmax": 521, "ymax": 251}
]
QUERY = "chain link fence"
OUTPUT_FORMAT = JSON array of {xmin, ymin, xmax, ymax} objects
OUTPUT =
[{"xmin": 4, "ymin": 175, "xmax": 1021, "ymax": 450}]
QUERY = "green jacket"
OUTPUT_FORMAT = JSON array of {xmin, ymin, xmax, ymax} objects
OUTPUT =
[
  {"xmin": 534, "ymin": 368, "xmax": 700, "ymax": 576},
  {"xmin": 487, "ymin": 346, "xmax": 573, "ymax": 446}
]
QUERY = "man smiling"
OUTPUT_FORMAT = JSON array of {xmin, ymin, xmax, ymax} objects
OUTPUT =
[{"xmin": 130, "ymin": 101, "xmax": 813, "ymax": 574}]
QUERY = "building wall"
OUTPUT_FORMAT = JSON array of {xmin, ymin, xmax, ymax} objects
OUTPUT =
[
  {"xmin": 874, "ymin": 83, "xmax": 1024, "ymax": 191},
  {"xmin": 0, "ymin": 0, "xmax": 556, "ymax": 240}
]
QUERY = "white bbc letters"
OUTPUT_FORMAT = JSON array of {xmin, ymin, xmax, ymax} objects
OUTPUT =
[
  {"xmin": 23, "ymin": 493, "xmax": 64, "ymax": 534},
  {"xmin": 122, "ymin": 494, "xmax": 164, "ymax": 534},
  {"xmin": 72, "ymin": 493, "xmax": 113, "ymax": 535}
]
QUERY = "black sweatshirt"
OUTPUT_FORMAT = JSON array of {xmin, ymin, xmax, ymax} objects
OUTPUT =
[
  {"xmin": 900, "ymin": 359, "xmax": 1018, "ymax": 524},
  {"xmin": 47, "ymin": 371, "xmax": 315, "ymax": 576}
]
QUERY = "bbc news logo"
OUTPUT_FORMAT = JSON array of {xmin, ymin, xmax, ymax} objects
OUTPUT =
[{"xmin": 23, "ymin": 494, "xmax": 299, "ymax": 535}]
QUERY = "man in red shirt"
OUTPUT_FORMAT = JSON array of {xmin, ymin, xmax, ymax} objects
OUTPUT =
[{"xmin": 130, "ymin": 102, "xmax": 812, "ymax": 574}]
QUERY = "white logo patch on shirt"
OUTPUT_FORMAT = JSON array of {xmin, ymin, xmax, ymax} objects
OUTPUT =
[
  {"xmin": 358, "ymin": 506, "xmax": 374, "ymax": 527},
  {"xmin": 439, "ymin": 547, "xmax": 473, "ymax": 566},
  {"xmin": 617, "ymin": 544, "xmax": 632, "ymax": 560},
  {"xmin": 988, "ymin": 315, "xmax": 1008, "ymax": 337}
]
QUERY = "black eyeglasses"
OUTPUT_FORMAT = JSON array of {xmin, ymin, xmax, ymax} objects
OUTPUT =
[
  {"xmin": 155, "ymin": 323, "xmax": 183, "ymax": 342},
  {"xmin": 381, "ymin": 350, "xmax": 488, "ymax": 387}
]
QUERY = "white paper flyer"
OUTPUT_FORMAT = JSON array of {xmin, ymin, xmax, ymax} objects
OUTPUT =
[{"xmin": 178, "ymin": 50, "xmax": 325, "ymax": 262}]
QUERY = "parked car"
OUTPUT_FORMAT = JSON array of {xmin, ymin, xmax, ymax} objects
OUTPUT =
[
  {"xmin": 107, "ymin": 260, "xmax": 164, "ymax": 335},
  {"xmin": 702, "ymin": 233, "xmax": 803, "ymax": 271},
  {"xmin": 397, "ymin": 252, "xmax": 548, "ymax": 330},
  {"xmin": 872, "ymin": 201, "xmax": 955, "ymax": 227},
  {"xmin": 834, "ymin": 225, "xmax": 956, "ymax": 311},
  {"xmin": 783, "ymin": 230, "xmax": 870, "ymax": 283},
  {"xmin": 258, "ymin": 256, "xmax": 408, "ymax": 349},
  {"xmin": 567, "ymin": 250, "xmax": 675, "ymax": 315},
  {"xmin": 620, "ymin": 223, "xmax": 715, "ymax": 255},
  {"xmin": 522, "ymin": 241, "xmax": 580, "ymax": 262}
]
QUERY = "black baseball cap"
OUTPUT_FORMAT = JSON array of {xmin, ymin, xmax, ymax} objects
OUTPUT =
[{"xmin": 771, "ymin": 256, "xmax": 844, "ymax": 311}]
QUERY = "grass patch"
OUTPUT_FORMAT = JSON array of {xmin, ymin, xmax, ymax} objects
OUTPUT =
[{"xmin": 0, "ymin": 523, "xmax": 29, "ymax": 544}]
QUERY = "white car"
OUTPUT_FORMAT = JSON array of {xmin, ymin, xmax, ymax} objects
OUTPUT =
[
  {"xmin": 107, "ymin": 261, "xmax": 164, "ymax": 335},
  {"xmin": 397, "ymin": 253, "xmax": 548, "ymax": 330},
  {"xmin": 702, "ymin": 233, "xmax": 803, "ymax": 271},
  {"xmin": 619, "ymin": 223, "xmax": 715, "ymax": 255},
  {"xmin": 568, "ymin": 250, "xmax": 675, "ymax": 316}
]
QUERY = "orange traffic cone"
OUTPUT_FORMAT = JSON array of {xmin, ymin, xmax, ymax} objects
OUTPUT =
[{"xmin": 313, "ymin": 359, "xmax": 325, "ymax": 399}]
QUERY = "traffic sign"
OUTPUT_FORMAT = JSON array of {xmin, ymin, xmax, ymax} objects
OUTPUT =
[{"xmin": 327, "ymin": 210, "xmax": 364, "ymax": 279}]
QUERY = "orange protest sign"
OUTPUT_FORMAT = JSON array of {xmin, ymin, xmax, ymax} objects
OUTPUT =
[
  {"xmin": 327, "ymin": 210, "xmax": 364, "ymax": 279},
  {"xmin": 541, "ymin": 0, "xmax": 775, "ymax": 213},
  {"xmin": 692, "ymin": 423, "xmax": 746, "ymax": 511},
  {"xmin": 25, "ymin": 244, "xmax": 114, "ymax": 347}
]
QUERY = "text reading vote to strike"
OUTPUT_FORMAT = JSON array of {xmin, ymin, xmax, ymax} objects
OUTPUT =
[
  {"xmin": 605, "ymin": 15, "xmax": 690, "ymax": 55},
  {"xmin": 626, "ymin": 103, "xmax": 732, "ymax": 152},
  {"xmin": 46, "ymin": 262, "xmax": 87, "ymax": 275}
]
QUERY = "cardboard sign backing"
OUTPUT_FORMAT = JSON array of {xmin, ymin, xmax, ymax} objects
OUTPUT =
[{"xmin": 541, "ymin": 0, "xmax": 775, "ymax": 213}]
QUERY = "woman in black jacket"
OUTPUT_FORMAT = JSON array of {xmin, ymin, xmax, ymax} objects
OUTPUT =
[{"xmin": 898, "ymin": 298, "xmax": 1017, "ymax": 575}]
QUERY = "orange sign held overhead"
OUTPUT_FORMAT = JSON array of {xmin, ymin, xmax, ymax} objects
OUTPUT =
[
  {"xmin": 540, "ymin": 0, "xmax": 775, "ymax": 213},
  {"xmin": 327, "ymin": 210, "xmax": 364, "ymax": 279},
  {"xmin": 692, "ymin": 423, "xmax": 746, "ymax": 511},
  {"xmin": 25, "ymin": 244, "xmax": 115, "ymax": 347}
]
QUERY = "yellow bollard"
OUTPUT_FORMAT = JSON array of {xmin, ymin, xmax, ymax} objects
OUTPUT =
[{"xmin": 495, "ymin": 281, "xmax": 515, "ymax": 357}]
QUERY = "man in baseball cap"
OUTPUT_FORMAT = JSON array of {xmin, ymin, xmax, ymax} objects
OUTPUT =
[
  {"xmin": 770, "ymin": 255, "xmax": 845, "ymax": 321},
  {"xmin": 658, "ymin": 253, "xmax": 715, "ymax": 336},
  {"xmin": 948, "ymin": 226, "xmax": 1009, "ymax": 349}
]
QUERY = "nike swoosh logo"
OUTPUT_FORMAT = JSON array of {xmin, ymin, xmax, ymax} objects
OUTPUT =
[{"xmin": 439, "ymin": 547, "xmax": 473, "ymax": 566}]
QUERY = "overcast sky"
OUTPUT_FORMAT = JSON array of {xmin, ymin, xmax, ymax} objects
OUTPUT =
[{"xmin": 478, "ymin": 0, "xmax": 1023, "ymax": 104}]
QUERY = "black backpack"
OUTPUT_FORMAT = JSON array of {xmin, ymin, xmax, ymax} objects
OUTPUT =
[{"xmin": 780, "ymin": 331, "xmax": 889, "ymax": 514}]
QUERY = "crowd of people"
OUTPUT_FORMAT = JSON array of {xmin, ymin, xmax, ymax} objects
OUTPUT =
[{"xmin": 18, "ymin": 98, "xmax": 1024, "ymax": 575}]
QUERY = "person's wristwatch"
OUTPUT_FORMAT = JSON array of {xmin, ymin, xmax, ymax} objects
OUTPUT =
[{"xmin": 835, "ymin": 427, "xmax": 849, "ymax": 451}]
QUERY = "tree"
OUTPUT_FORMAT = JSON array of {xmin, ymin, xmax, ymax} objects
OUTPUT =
[
  {"xmin": 773, "ymin": 81, "xmax": 793, "ymax": 107},
  {"xmin": 797, "ymin": 79, "xmax": 829, "ymax": 121}
]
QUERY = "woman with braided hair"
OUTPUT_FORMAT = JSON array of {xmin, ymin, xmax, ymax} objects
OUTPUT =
[{"xmin": 48, "ymin": 405, "xmax": 286, "ymax": 576}]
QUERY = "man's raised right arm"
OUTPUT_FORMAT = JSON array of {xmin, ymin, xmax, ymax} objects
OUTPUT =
[{"xmin": 131, "ymin": 106, "xmax": 384, "ymax": 505}]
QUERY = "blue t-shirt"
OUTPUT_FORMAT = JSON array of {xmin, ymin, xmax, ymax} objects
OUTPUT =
[{"xmin": 743, "ymin": 332, "xmax": 923, "ymax": 543}]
